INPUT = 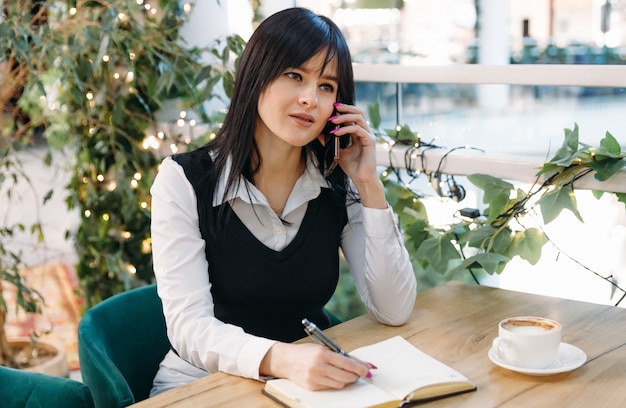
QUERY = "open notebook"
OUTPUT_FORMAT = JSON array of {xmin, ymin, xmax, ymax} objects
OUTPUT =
[{"xmin": 263, "ymin": 335, "xmax": 476, "ymax": 408}]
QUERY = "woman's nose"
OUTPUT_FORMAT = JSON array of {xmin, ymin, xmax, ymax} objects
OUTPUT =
[{"xmin": 299, "ymin": 87, "xmax": 318, "ymax": 108}]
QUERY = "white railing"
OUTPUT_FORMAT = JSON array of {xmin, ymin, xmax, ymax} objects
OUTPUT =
[
  {"xmin": 354, "ymin": 64, "xmax": 626, "ymax": 87},
  {"xmin": 355, "ymin": 64, "xmax": 626, "ymax": 194}
]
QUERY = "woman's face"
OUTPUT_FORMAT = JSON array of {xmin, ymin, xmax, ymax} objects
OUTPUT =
[{"xmin": 256, "ymin": 51, "xmax": 339, "ymax": 148}]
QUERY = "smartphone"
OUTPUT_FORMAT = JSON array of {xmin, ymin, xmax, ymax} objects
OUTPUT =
[
  {"xmin": 322, "ymin": 110, "xmax": 352, "ymax": 177},
  {"xmin": 322, "ymin": 109, "xmax": 352, "ymax": 156}
]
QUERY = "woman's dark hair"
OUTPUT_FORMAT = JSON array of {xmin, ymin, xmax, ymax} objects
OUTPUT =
[{"xmin": 203, "ymin": 7, "xmax": 355, "ymax": 224}]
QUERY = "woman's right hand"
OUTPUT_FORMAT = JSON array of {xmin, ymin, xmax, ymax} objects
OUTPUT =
[{"xmin": 260, "ymin": 342, "xmax": 374, "ymax": 391}]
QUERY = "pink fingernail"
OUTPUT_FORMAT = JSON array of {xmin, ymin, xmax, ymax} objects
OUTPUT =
[
  {"xmin": 329, "ymin": 128, "xmax": 339, "ymax": 134},
  {"xmin": 328, "ymin": 116, "xmax": 338, "ymax": 121},
  {"xmin": 333, "ymin": 102, "xmax": 342, "ymax": 107},
  {"xmin": 366, "ymin": 371, "xmax": 372, "ymax": 378},
  {"xmin": 368, "ymin": 362, "xmax": 378, "ymax": 369}
]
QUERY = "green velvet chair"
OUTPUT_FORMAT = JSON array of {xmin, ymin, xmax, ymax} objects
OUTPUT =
[
  {"xmin": 78, "ymin": 283, "xmax": 342, "ymax": 408},
  {"xmin": 78, "ymin": 284, "xmax": 170, "ymax": 408},
  {"xmin": 325, "ymin": 308, "xmax": 343, "ymax": 327},
  {"xmin": 0, "ymin": 365, "xmax": 94, "ymax": 408}
]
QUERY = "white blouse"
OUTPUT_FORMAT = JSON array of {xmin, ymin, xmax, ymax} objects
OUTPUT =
[{"xmin": 149, "ymin": 155, "xmax": 417, "ymax": 395}]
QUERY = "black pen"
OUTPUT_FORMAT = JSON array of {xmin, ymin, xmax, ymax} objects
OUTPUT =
[{"xmin": 302, "ymin": 318, "xmax": 350, "ymax": 357}]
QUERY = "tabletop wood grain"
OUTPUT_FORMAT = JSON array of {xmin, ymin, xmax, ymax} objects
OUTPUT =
[{"xmin": 131, "ymin": 281, "xmax": 626, "ymax": 407}]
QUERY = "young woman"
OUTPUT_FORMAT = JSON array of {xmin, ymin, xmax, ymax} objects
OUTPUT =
[{"xmin": 149, "ymin": 7, "xmax": 416, "ymax": 396}]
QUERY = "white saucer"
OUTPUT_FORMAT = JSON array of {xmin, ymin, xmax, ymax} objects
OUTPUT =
[{"xmin": 488, "ymin": 342, "xmax": 587, "ymax": 376}]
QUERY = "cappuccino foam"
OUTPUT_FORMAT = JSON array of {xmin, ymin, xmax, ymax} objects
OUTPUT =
[
  {"xmin": 506, "ymin": 325, "xmax": 551, "ymax": 335},
  {"xmin": 502, "ymin": 319, "xmax": 559, "ymax": 334}
]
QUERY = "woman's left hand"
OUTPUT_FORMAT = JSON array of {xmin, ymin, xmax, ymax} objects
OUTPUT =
[{"xmin": 329, "ymin": 103, "xmax": 387, "ymax": 209}]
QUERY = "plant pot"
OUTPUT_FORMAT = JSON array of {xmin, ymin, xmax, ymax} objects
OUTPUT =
[{"xmin": 9, "ymin": 337, "xmax": 69, "ymax": 378}]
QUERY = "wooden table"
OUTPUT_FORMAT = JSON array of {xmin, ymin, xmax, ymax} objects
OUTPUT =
[{"xmin": 132, "ymin": 281, "xmax": 626, "ymax": 407}]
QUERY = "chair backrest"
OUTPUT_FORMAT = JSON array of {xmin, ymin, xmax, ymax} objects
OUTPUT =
[
  {"xmin": 78, "ymin": 284, "xmax": 170, "ymax": 408},
  {"xmin": 0, "ymin": 365, "xmax": 94, "ymax": 408}
]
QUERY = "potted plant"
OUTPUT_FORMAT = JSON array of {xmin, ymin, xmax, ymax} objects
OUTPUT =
[
  {"xmin": 0, "ymin": 0, "xmax": 71, "ymax": 376},
  {"xmin": 2, "ymin": 0, "xmax": 246, "ymax": 313},
  {"xmin": 0, "ymin": 235, "xmax": 69, "ymax": 375}
]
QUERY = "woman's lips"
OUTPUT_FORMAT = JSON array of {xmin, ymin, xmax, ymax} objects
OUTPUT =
[{"xmin": 290, "ymin": 113, "xmax": 315, "ymax": 127}]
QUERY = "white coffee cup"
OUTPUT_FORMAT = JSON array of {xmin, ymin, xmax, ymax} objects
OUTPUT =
[{"xmin": 492, "ymin": 316, "xmax": 562, "ymax": 369}]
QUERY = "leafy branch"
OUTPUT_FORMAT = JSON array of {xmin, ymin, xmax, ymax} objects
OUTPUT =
[{"xmin": 368, "ymin": 101, "xmax": 626, "ymax": 296}]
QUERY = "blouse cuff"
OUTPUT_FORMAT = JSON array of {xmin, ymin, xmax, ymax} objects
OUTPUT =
[
  {"xmin": 361, "ymin": 205, "xmax": 401, "ymax": 239},
  {"xmin": 238, "ymin": 337, "xmax": 278, "ymax": 380}
]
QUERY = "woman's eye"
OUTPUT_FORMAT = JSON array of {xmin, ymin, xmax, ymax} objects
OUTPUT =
[
  {"xmin": 320, "ymin": 83, "xmax": 335, "ymax": 93},
  {"xmin": 286, "ymin": 72, "xmax": 302, "ymax": 81}
]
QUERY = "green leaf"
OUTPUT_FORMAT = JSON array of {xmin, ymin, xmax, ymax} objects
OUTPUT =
[
  {"xmin": 195, "ymin": 65, "xmax": 216, "ymax": 84},
  {"xmin": 42, "ymin": 189, "xmax": 54, "ymax": 205},
  {"xmin": 463, "ymin": 225, "xmax": 511, "ymax": 253},
  {"xmin": 590, "ymin": 158, "xmax": 626, "ymax": 181},
  {"xmin": 415, "ymin": 236, "xmax": 462, "ymax": 274},
  {"xmin": 592, "ymin": 190, "xmax": 605, "ymax": 200},
  {"xmin": 385, "ymin": 124, "xmax": 418, "ymax": 145},
  {"xmin": 467, "ymin": 174, "xmax": 513, "ymax": 204},
  {"xmin": 599, "ymin": 131, "xmax": 622, "ymax": 155},
  {"xmin": 548, "ymin": 124, "xmax": 580, "ymax": 167},
  {"xmin": 537, "ymin": 185, "xmax": 583, "ymax": 224},
  {"xmin": 536, "ymin": 162, "xmax": 562, "ymax": 176},
  {"xmin": 383, "ymin": 178, "xmax": 420, "ymax": 204},
  {"xmin": 367, "ymin": 100, "xmax": 381, "ymax": 130},
  {"xmin": 403, "ymin": 218, "xmax": 431, "ymax": 252},
  {"xmin": 223, "ymin": 71, "xmax": 235, "ymax": 98},
  {"xmin": 506, "ymin": 228, "xmax": 548, "ymax": 265},
  {"xmin": 448, "ymin": 252, "xmax": 510, "ymax": 275}
]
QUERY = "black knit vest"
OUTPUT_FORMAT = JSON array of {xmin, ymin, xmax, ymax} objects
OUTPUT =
[{"xmin": 172, "ymin": 149, "xmax": 348, "ymax": 342}]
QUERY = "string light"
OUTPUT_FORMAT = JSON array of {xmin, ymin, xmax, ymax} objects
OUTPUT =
[
  {"xmin": 130, "ymin": 172, "xmax": 141, "ymax": 189},
  {"xmin": 142, "ymin": 238, "xmax": 152, "ymax": 253},
  {"xmin": 142, "ymin": 135, "xmax": 161, "ymax": 150}
]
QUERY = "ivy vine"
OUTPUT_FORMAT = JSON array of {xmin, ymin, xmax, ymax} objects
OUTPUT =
[{"xmin": 369, "ymin": 101, "xmax": 626, "ymax": 303}]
